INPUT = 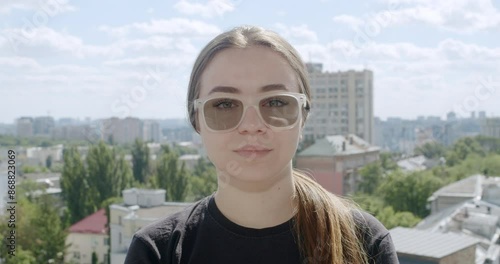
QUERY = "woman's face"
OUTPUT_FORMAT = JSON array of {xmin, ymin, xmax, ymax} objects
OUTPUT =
[{"xmin": 197, "ymin": 46, "xmax": 303, "ymax": 186}]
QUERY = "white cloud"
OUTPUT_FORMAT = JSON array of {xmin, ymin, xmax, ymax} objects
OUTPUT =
[
  {"xmin": 0, "ymin": 0, "xmax": 76, "ymax": 14},
  {"xmin": 332, "ymin": 15, "xmax": 364, "ymax": 28},
  {"xmin": 99, "ymin": 18, "xmax": 221, "ymax": 37},
  {"xmin": 1, "ymin": 27, "xmax": 121, "ymax": 58},
  {"xmin": 374, "ymin": 0, "xmax": 500, "ymax": 33},
  {"xmin": 0, "ymin": 56, "xmax": 40, "ymax": 68},
  {"xmin": 103, "ymin": 55, "xmax": 194, "ymax": 68},
  {"xmin": 274, "ymin": 24, "xmax": 319, "ymax": 44},
  {"xmin": 174, "ymin": 0, "xmax": 235, "ymax": 18}
]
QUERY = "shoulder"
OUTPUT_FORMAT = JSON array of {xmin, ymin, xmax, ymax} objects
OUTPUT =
[
  {"xmin": 136, "ymin": 196, "xmax": 208, "ymax": 239},
  {"xmin": 352, "ymin": 210, "xmax": 399, "ymax": 264},
  {"xmin": 124, "ymin": 196, "xmax": 210, "ymax": 263}
]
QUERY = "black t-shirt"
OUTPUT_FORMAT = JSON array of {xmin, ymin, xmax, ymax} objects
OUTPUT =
[{"xmin": 124, "ymin": 194, "xmax": 399, "ymax": 264}]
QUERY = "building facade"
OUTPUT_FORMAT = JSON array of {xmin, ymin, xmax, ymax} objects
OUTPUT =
[
  {"xmin": 16, "ymin": 117, "xmax": 34, "ymax": 138},
  {"xmin": 481, "ymin": 117, "xmax": 500, "ymax": 138},
  {"xmin": 109, "ymin": 188, "xmax": 191, "ymax": 264},
  {"xmin": 304, "ymin": 63, "xmax": 374, "ymax": 143},
  {"xmin": 295, "ymin": 134, "xmax": 379, "ymax": 195},
  {"xmin": 100, "ymin": 117, "xmax": 161, "ymax": 144},
  {"xmin": 65, "ymin": 209, "xmax": 109, "ymax": 264}
]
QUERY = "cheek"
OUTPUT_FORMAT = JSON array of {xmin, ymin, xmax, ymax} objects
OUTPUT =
[{"xmin": 201, "ymin": 132, "xmax": 230, "ymax": 166}]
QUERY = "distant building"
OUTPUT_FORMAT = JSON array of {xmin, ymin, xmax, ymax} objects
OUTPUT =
[
  {"xmin": 0, "ymin": 123, "xmax": 15, "ymax": 135},
  {"xmin": 16, "ymin": 117, "xmax": 33, "ymax": 138},
  {"xmin": 65, "ymin": 209, "xmax": 109, "ymax": 264},
  {"xmin": 390, "ymin": 227, "xmax": 478, "ymax": 264},
  {"xmin": 447, "ymin": 112, "xmax": 457, "ymax": 121},
  {"xmin": 481, "ymin": 118, "xmax": 500, "ymax": 138},
  {"xmin": 33, "ymin": 116, "xmax": 55, "ymax": 136},
  {"xmin": 416, "ymin": 198, "xmax": 500, "ymax": 263},
  {"xmin": 179, "ymin": 154, "xmax": 201, "ymax": 171},
  {"xmin": 295, "ymin": 134, "xmax": 379, "ymax": 195},
  {"xmin": 99, "ymin": 117, "xmax": 162, "ymax": 144},
  {"xmin": 303, "ymin": 64, "xmax": 374, "ymax": 143},
  {"xmin": 397, "ymin": 155, "xmax": 428, "ymax": 172},
  {"xmin": 366, "ymin": 174, "xmax": 500, "ymax": 263},
  {"xmin": 143, "ymin": 120, "xmax": 161, "ymax": 143},
  {"xmin": 25, "ymin": 144, "xmax": 63, "ymax": 166},
  {"xmin": 52, "ymin": 124, "xmax": 92, "ymax": 141},
  {"xmin": 427, "ymin": 174, "xmax": 500, "ymax": 215},
  {"xmin": 109, "ymin": 188, "xmax": 191, "ymax": 264}
]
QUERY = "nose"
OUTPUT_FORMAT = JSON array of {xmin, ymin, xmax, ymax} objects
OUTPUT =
[{"xmin": 237, "ymin": 105, "xmax": 267, "ymax": 134}]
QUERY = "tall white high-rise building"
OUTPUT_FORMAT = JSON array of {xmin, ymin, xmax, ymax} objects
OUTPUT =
[{"xmin": 303, "ymin": 63, "xmax": 374, "ymax": 143}]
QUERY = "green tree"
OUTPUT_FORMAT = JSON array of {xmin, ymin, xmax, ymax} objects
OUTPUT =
[
  {"xmin": 87, "ymin": 141, "xmax": 132, "ymax": 209},
  {"xmin": 87, "ymin": 141, "xmax": 114, "ymax": 209},
  {"xmin": 357, "ymin": 162, "xmax": 382, "ymax": 195},
  {"xmin": 0, "ymin": 182, "xmax": 67, "ymax": 263},
  {"xmin": 171, "ymin": 162, "xmax": 190, "ymax": 201},
  {"xmin": 132, "ymin": 139, "xmax": 150, "ymax": 183},
  {"xmin": 92, "ymin": 252, "xmax": 98, "ymax": 264},
  {"xmin": 30, "ymin": 195, "xmax": 67, "ymax": 263},
  {"xmin": 414, "ymin": 142, "xmax": 446, "ymax": 159},
  {"xmin": 46, "ymin": 155, "xmax": 53, "ymax": 169},
  {"xmin": 378, "ymin": 170, "xmax": 444, "ymax": 218},
  {"xmin": 380, "ymin": 152, "xmax": 398, "ymax": 171},
  {"xmin": 188, "ymin": 157, "xmax": 217, "ymax": 201},
  {"xmin": 352, "ymin": 194, "xmax": 420, "ymax": 229},
  {"xmin": 61, "ymin": 146, "xmax": 93, "ymax": 224},
  {"xmin": 113, "ymin": 153, "xmax": 134, "ymax": 193},
  {"xmin": 446, "ymin": 137, "xmax": 485, "ymax": 166},
  {"xmin": 156, "ymin": 152, "xmax": 190, "ymax": 202},
  {"xmin": 474, "ymin": 135, "xmax": 500, "ymax": 154},
  {"xmin": 445, "ymin": 154, "xmax": 500, "ymax": 181}
]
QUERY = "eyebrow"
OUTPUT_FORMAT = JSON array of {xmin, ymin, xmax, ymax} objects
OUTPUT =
[{"xmin": 207, "ymin": 84, "xmax": 288, "ymax": 95}]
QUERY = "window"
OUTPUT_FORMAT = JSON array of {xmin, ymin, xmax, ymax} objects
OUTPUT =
[
  {"xmin": 73, "ymin": 252, "xmax": 80, "ymax": 259},
  {"xmin": 104, "ymin": 237, "xmax": 109, "ymax": 246}
]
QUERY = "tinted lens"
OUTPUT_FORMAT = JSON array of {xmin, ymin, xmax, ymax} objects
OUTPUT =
[
  {"xmin": 260, "ymin": 95, "xmax": 299, "ymax": 127},
  {"xmin": 203, "ymin": 98, "xmax": 243, "ymax": 131}
]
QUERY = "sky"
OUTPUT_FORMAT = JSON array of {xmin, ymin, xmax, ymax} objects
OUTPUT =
[{"xmin": 0, "ymin": 0, "xmax": 499, "ymax": 124}]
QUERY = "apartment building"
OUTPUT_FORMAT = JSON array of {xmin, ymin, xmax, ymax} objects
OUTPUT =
[
  {"xmin": 109, "ymin": 188, "xmax": 192, "ymax": 264},
  {"xmin": 481, "ymin": 117, "xmax": 500, "ymax": 138},
  {"xmin": 100, "ymin": 117, "xmax": 161, "ymax": 144},
  {"xmin": 295, "ymin": 134, "xmax": 379, "ymax": 195},
  {"xmin": 304, "ymin": 63, "xmax": 374, "ymax": 143},
  {"xmin": 16, "ymin": 117, "xmax": 34, "ymax": 137},
  {"xmin": 65, "ymin": 209, "xmax": 109, "ymax": 264}
]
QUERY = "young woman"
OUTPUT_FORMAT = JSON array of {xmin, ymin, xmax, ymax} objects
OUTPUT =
[{"xmin": 125, "ymin": 26, "xmax": 398, "ymax": 264}]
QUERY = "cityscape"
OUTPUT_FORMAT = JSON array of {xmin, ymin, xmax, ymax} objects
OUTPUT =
[{"xmin": 1, "ymin": 0, "xmax": 500, "ymax": 264}]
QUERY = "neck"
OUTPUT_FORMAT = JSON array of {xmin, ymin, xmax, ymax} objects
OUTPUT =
[{"xmin": 213, "ymin": 164, "xmax": 297, "ymax": 229}]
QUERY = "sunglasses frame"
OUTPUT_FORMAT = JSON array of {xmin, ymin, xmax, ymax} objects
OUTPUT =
[{"xmin": 194, "ymin": 91, "xmax": 307, "ymax": 133}]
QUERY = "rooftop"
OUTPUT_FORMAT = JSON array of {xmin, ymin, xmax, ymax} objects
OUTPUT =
[
  {"xmin": 428, "ymin": 174, "xmax": 483, "ymax": 202},
  {"xmin": 397, "ymin": 155, "xmax": 427, "ymax": 171},
  {"xmin": 391, "ymin": 227, "xmax": 479, "ymax": 259},
  {"xmin": 69, "ymin": 208, "xmax": 107, "ymax": 235},
  {"xmin": 298, "ymin": 134, "xmax": 378, "ymax": 157}
]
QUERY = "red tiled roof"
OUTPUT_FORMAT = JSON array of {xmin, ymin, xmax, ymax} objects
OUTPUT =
[{"xmin": 69, "ymin": 208, "xmax": 108, "ymax": 234}]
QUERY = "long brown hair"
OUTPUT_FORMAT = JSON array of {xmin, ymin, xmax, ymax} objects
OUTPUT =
[{"xmin": 186, "ymin": 25, "xmax": 367, "ymax": 264}]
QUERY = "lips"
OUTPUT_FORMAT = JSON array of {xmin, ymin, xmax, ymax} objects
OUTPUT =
[
  {"xmin": 233, "ymin": 145, "xmax": 272, "ymax": 159},
  {"xmin": 234, "ymin": 145, "xmax": 272, "ymax": 151}
]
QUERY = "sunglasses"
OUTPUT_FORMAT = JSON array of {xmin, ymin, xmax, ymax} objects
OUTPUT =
[{"xmin": 194, "ymin": 92, "xmax": 307, "ymax": 132}]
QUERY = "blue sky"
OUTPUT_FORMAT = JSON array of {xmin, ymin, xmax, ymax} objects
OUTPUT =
[{"xmin": 1, "ymin": 0, "xmax": 499, "ymax": 123}]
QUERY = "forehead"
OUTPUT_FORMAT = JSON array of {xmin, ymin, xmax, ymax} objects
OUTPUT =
[{"xmin": 198, "ymin": 46, "xmax": 300, "ymax": 97}]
